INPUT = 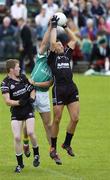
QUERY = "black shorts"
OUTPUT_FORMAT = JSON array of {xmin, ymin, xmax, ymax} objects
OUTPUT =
[
  {"xmin": 11, "ymin": 105, "xmax": 35, "ymax": 121},
  {"xmin": 52, "ymin": 83, "xmax": 79, "ymax": 106},
  {"xmin": 11, "ymin": 111, "xmax": 35, "ymax": 121}
]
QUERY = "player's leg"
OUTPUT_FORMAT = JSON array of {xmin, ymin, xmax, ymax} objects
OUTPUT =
[
  {"xmin": 40, "ymin": 112, "xmax": 51, "ymax": 145},
  {"xmin": 26, "ymin": 118, "xmax": 40, "ymax": 167},
  {"xmin": 62, "ymin": 101, "xmax": 79, "ymax": 156},
  {"xmin": 11, "ymin": 120, "xmax": 24, "ymax": 173},
  {"xmin": 23, "ymin": 122, "xmax": 30, "ymax": 157},
  {"xmin": 50, "ymin": 105, "xmax": 64, "ymax": 165}
]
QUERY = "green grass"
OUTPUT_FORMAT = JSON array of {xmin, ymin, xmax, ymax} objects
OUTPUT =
[{"xmin": 0, "ymin": 74, "xmax": 110, "ymax": 180}]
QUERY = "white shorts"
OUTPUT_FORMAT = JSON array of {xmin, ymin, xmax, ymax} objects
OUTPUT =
[{"xmin": 34, "ymin": 91, "xmax": 50, "ymax": 113}]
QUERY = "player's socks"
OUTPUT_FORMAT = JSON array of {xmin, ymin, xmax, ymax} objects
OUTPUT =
[
  {"xmin": 16, "ymin": 153, "xmax": 24, "ymax": 168},
  {"xmin": 62, "ymin": 132, "xmax": 75, "ymax": 156},
  {"xmin": 50, "ymin": 137, "xmax": 62, "ymax": 165},
  {"xmin": 33, "ymin": 146, "xmax": 40, "ymax": 167},
  {"xmin": 23, "ymin": 137, "xmax": 29, "ymax": 145},
  {"xmin": 63, "ymin": 132, "xmax": 73, "ymax": 146},
  {"xmin": 51, "ymin": 137, "xmax": 57, "ymax": 149},
  {"xmin": 33, "ymin": 146, "xmax": 39, "ymax": 156},
  {"xmin": 23, "ymin": 138, "xmax": 31, "ymax": 157}
]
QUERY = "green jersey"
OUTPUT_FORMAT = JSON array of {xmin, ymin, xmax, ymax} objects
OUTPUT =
[{"xmin": 31, "ymin": 53, "xmax": 52, "ymax": 92}]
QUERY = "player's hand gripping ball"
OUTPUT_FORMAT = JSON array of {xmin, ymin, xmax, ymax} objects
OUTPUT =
[{"xmin": 54, "ymin": 12, "xmax": 67, "ymax": 27}]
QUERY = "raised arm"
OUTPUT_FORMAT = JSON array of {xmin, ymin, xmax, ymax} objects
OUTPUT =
[
  {"xmin": 39, "ymin": 24, "xmax": 51, "ymax": 54},
  {"xmin": 63, "ymin": 25, "xmax": 77, "ymax": 49},
  {"xmin": 50, "ymin": 16, "xmax": 59, "ymax": 51}
]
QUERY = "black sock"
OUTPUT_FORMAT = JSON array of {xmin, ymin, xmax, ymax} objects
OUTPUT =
[
  {"xmin": 63, "ymin": 132, "xmax": 73, "ymax": 146},
  {"xmin": 33, "ymin": 146, "xmax": 39, "ymax": 156},
  {"xmin": 51, "ymin": 137, "xmax": 57, "ymax": 149},
  {"xmin": 16, "ymin": 154, "xmax": 23, "ymax": 167}
]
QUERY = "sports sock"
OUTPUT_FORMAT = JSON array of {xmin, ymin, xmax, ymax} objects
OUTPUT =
[
  {"xmin": 16, "ymin": 153, "xmax": 23, "ymax": 167},
  {"xmin": 23, "ymin": 137, "xmax": 29, "ymax": 145},
  {"xmin": 51, "ymin": 137, "xmax": 57, "ymax": 149},
  {"xmin": 33, "ymin": 146, "xmax": 39, "ymax": 156},
  {"xmin": 63, "ymin": 132, "xmax": 73, "ymax": 146}
]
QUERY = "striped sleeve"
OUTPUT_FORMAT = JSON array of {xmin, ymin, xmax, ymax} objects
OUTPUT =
[{"xmin": 0, "ymin": 80, "xmax": 9, "ymax": 94}]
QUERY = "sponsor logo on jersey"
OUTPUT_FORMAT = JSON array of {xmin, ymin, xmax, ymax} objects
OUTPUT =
[
  {"xmin": 58, "ymin": 101, "xmax": 63, "ymax": 104},
  {"xmin": 57, "ymin": 63, "xmax": 69, "ymax": 69},
  {"xmin": 10, "ymin": 84, "xmax": 15, "ymax": 89},
  {"xmin": 29, "ymin": 113, "xmax": 33, "ymax": 116},
  {"xmin": 13, "ymin": 88, "xmax": 26, "ymax": 96}
]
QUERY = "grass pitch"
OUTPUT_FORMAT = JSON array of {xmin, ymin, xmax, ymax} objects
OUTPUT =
[{"xmin": 0, "ymin": 74, "xmax": 110, "ymax": 180}]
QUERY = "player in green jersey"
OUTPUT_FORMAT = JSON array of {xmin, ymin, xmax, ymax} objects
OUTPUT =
[{"xmin": 23, "ymin": 23, "xmax": 53, "ymax": 157}]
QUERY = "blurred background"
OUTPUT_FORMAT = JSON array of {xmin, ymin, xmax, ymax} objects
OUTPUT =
[{"xmin": 0, "ymin": 0, "xmax": 110, "ymax": 75}]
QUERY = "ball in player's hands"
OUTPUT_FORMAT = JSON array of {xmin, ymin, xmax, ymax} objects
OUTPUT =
[{"xmin": 54, "ymin": 12, "xmax": 67, "ymax": 27}]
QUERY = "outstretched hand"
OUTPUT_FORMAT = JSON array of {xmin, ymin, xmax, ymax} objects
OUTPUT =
[{"xmin": 51, "ymin": 15, "xmax": 59, "ymax": 28}]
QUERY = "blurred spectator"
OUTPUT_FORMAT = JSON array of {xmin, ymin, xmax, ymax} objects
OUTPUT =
[
  {"xmin": 17, "ymin": 18, "xmax": 35, "ymax": 73},
  {"xmin": 98, "ymin": 16, "xmax": 107, "ymax": 33},
  {"xmin": 42, "ymin": 0, "xmax": 58, "ymax": 20},
  {"xmin": 61, "ymin": 0, "xmax": 72, "ymax": 18},
  {"xmin": 80, "ymin": 18, "xmax": 98, "ymax": 41},
  {"xmin": 90, "ymin": 36, "xmax": 110, "ymax": 72},
  {"xmin": 90, "ymin": 0, "xmax": 106, "ymax": 26},
  {"xmin": 10, "ymin": 0, "xmax": 27, "ymax": 25},
  {"xmin": 27, "ymin": 18, "xmax": 37, "ymax": 49},
  {"xmin": 106, "ymin": 0, "xmax": 110, "ymax": 13},
  {"xmin": 81, "ymin": 35, "xmax": 93, "ymax": 61},
  {"xmin": 0, "ymin": 0, "xmax": 8, "ymax": 23},
  {"xmin": 0, "ymin": 16, "xmax": 18, "ymax": 61},
  {"xmin": 26, "ymin": 0, "xmax": 42, "ymax": 18},
  {"xmin": 70, "ymin": 5, "xmax": 86, "ymax": 29},
  {"xmin": 6, "ymin": 0, "xmax": 13, "ymax": 7},
  {"xmin": 105, "ymin": 10, "xmax": 110, "ymax": 47},
  {"xmin": 35, "ymin": 7, "xmax": 48, "ymax": 40}
]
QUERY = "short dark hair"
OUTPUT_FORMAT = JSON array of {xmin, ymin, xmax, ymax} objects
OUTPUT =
[{"xmin": 6, "ymin": 59, "xmax": 19, "ymax": 73}]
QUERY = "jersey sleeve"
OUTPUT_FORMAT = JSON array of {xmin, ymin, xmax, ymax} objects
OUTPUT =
[
  {"xmin": 21, "ymin": 74, "xmax": 35, "ymax": 93},
  {"xmin": 65, "ymin": 46, "xmax": 73, "ymax": 60},
  {"xmin": 0, "ymin": 79, "xmax": 9, "ymax": 94},
  {"xmin": 47, "ymin": 51, "xmax": 56, "ymax": 65}
]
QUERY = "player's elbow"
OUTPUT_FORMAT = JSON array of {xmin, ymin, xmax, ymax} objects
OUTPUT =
[
  {"xmin": 5, "ymin": 100, "xmax": 11, "ymax": 106},
  {"xmin": 50, "ymin": 42, "xmax": 56, "ymax": 51}
]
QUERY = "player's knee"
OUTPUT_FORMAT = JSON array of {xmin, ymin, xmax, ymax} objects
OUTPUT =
[
  {"xmin": 27, "ymin": 130, "xmax": 34, "ymax": 137},
  {"xmin": 54, "ymin": 114, "xmax": 62, "ymax": 124},
  {"xmin": 44, "ymin": 121, "xmax": 51, "ymax": 127},
  {"xmin": 71, "ymin": 113, "xmax": 79, "ymax": 124},
  {"xmin": 14, "ymin": 135, "xmax": 21, "ymax": 143},
  {"xmin": 54, "ymin": 111, "xmax": 62, "ymax": 122}
]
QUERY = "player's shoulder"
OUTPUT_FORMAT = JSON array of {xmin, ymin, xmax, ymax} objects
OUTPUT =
[
  {"xmin": 65, "ymin": 45, "xmax": 72, "ymax": 51},
  {"xmin": 0, "ymin": 76, "xmax": 10, "ymax": 93},
  {"xmin": 1, "ymin": 76, "xmax": 10, "ymax": 85},
  {"xmin": 20, "ymin": 74, "xmax": 28, "ymax": 81},
  {"xmin": 48, "ymin": 50, "xmax": 56, "ymax": 57},
  {"xmin": 65, "ymin": 45, "xmax": 73, "ymax": 55}
]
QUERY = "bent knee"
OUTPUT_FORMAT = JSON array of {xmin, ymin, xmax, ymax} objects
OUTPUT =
[
  {"xmin": 14, "ymin": 136, "xmax": 21, "ymax": 143},
  {"xmin": 27, "ymin": 131, "xmax": 34, "ymax": 137},
  {"xmin": 54, "ymin": 113, "xmax": 62, "ymax": 122},
  {"xmin": 71, "ymin": 113, "xmax": 79, "ymax": 123}
]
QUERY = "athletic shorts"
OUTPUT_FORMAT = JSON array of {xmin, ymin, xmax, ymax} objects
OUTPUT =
[
  {"xmin": 34, "ymin": 91, "xmax": 50, "ymax": 113},
  {"xmin": 11, "ymin": 111, "xmax": 34, "ymax": 121},
  {"xmin": 52, "ymin": 83, "xmax": 79, "ymax": 106}
]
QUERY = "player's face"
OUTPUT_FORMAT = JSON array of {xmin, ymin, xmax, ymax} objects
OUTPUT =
[
  {"xmin": 55, "ymin": 42, "xmax": 64, "ymax": 54},
  {"xmin": 13, "ymin": 63, "xmax": 20, "ymax": 77}
]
